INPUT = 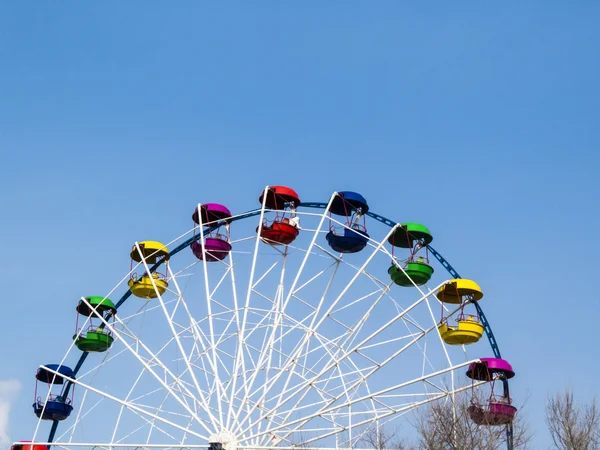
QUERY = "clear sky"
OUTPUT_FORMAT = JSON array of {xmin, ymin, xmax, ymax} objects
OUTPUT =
[{"xmin": 1, "ymin": 2, "xmax": 599, "ymax": 448}]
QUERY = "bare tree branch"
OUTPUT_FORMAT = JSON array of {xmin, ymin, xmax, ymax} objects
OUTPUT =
[
  {"xmin": 358, "ymin": 424, "xmax": 411, "ymax": 450},
  {"xmin": 546, "ymin": 389, "xmax": 600, "ymax": 450}
]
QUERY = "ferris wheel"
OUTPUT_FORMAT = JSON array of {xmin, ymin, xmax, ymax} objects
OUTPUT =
[{"xmin": 15, "ymin": 187, "xmax": 518, "ymax": 450}]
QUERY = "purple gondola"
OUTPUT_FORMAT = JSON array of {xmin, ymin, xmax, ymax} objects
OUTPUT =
[{"xmin": 192, "ymin": 203, "xmax": 233, "ymax": 262}]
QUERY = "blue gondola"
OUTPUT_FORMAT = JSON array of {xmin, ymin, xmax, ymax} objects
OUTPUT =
[
  {"xmin": 33, "ymin": 397, "xmax": 74, "ymax": 421},
  {"xmin": 326, "ymin": 191, "xmax": 370, "ymax": 253},
  {"xmin": 329, "ymin": 191, "xmax": 370, "ymax": 216},
  {"xmin": 326, "ymin": 225, "xmax": 369, "ymax": 253},
  {"xmin": 32, "ymin": 364, "xmax": 75, "ymax": 421}
]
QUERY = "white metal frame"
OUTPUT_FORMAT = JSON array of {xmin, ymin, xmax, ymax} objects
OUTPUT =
[{"xmin": 24, "ymin": 190, "xmax": 489, "ymax": 450}]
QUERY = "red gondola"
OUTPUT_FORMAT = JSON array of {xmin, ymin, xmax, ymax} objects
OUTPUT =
[{"xmin": 258, "ymin": 186, "xmax": 301, "ymax": 246}]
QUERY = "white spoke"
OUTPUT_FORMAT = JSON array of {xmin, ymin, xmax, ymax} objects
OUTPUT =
[
  {"xmin": 135, "ymin": 242, "xmax": 219, "ymax": 432},
  {"xmin": 78, "ymin": 296, "xmax": 212, "ymax": 434},
  {"xmin": 38, "ymin": 365, "xmax": 209, "ymax": 440}
]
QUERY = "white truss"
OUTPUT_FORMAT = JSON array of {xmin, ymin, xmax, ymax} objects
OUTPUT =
[{"xmin": 22, "ymin": 189, "xmax": 490, "ymax": 450}]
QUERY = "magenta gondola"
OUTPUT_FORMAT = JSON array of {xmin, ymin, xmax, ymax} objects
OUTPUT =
[
  {"xmin": 467, "ymin": 358, "xmax": 516, "ymax": 381},
  {"xmin": 467, "ymin": 358, "xmax": 517, "ymax": 426},
  {"xmin": 192, "ymin": 203, "xmax": 233, "ymax": 261},
  {"xmin": 468, "ymin": 396, "xmax": 518, "ymax": 425}
]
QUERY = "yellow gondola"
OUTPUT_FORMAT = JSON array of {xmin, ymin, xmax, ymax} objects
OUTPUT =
[
  {"xmin": 436, "ymin": 279, "xmax": 483, "ymax": 304},
  {"xmin": 128, "ymin": 272, "xmax": 168, "ymax": 299},
  {"xmin": 128, "ymin": 241, "xmax": 170, "ymax": 299},
  {"xmin": 129, "ymin": 241, "xmax": 170, "ymax": 264},
  {"xmin": 438, "ymin": 315, "xmax": 485, "ymax": 345}
]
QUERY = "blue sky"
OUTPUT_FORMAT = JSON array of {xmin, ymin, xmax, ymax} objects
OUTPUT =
[{"xmin": 1, "ymin": 2, "xmax": 599, "ymax": 448}]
